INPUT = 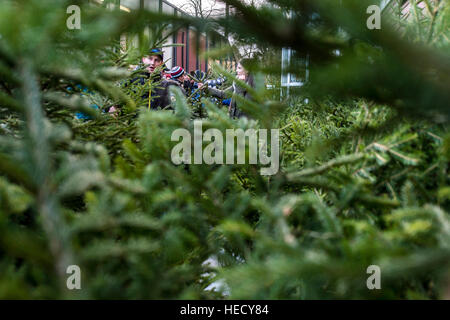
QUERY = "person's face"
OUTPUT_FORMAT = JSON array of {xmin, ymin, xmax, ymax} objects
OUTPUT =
[
  {"xmin": 175, "ymin": 74, "xmax": 188, "ymax": 84},
  {"xmin": 236, "ymin": 63, "xmax": 247, "ymax": 80},
  {"xmin": 181, "ymin": 74, "xmax": 190, "ymax": 82},
  {"xmin": 142, "ymin": 55, "xmax": 163, "ymax": 73}
]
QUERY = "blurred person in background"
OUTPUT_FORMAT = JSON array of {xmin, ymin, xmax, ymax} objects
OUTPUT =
[
  {"xmin": 198, "ymin": 59, "xmax": 254, "ymax": 118},
  {"xmin": 110, "ymin": 48, "xmax": 184, "ymax": 114},
  {"xmin": 169, "ymin": 66, "xmax": 191, "ymax": 93}
]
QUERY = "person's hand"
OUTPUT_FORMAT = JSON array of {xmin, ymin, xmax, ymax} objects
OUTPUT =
[
  {"xmin": 197, "ymin": 83, "xmax": 204, "ymax": 90},
  {"xmin": 109, "ymin": 106, "xmax": 119, "ymax": 118}
]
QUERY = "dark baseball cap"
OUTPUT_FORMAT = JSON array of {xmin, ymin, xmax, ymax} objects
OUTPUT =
[{"xmin": 148, "ymin": 48, "xmax": 164, "ymax": 60}]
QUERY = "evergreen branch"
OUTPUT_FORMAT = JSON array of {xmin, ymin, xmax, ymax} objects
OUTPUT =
[
  {"xmin": 19, "ymin": 59, "xmax": 75, "ymax": 293},
  {"xmin": 286, "ymin": 154, "xmax": 366, "ymax": 179}
]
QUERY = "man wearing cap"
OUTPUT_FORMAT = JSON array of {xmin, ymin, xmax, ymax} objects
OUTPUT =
[{"xmin": 130, "ymin": 49, "xmax": 185, "ymax": 110}]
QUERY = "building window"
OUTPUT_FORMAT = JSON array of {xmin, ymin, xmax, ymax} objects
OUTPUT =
[{"xmin": 281, "ymin": 48, "xmax": 309, "ymax": 88}]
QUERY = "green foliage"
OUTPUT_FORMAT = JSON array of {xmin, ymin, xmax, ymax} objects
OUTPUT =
[{"xmin": 0, "ymin": 0, "xmax": 449, "ymax": 300}]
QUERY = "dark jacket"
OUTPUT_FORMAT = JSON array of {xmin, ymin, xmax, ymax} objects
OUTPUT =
[
  {"xmin": 131, "ymin": 72, "xmax": 185, "ymax": 110},
  {"xmin": 206, "ymin": 82, "xmax": 251, "ymax": 119}
]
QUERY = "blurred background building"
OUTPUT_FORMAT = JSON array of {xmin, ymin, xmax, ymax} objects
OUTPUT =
[{"xmin": 91, "ymin": 0, "xmax": 236, "ymax": 73}]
